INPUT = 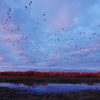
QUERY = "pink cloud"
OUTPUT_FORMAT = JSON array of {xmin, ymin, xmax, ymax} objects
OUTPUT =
[
  {"xmin": 48, "ymin": 56, "xmax": 58, "ymax": 60},
  {"xmin": 0, "ymin": 23, "xmax": 21, "ymax": 41},
  {"xmin": 55, "ymin": 12, "xmax": 73, "ymax": 28},
  {"xmin": 71, "ymin": 47, "xmax": 98, "ymax": 55},
  {"xmin": 48, "ymin": 2, "xmax": 80, "ymax": 30},
  {"xmin": 48, "ymin": 47, "xmax": 99, "ymax": 61},
  {"xmin": 4, "ymin": 34, "xmax": 21, "ymax": 40},
  {"xmin": 0, "ymin": 56, "xmax": 5, "ymax": 61},
  {"xmin": 50, "ymin": 11, "xmax": 73, "ymax": 30}
]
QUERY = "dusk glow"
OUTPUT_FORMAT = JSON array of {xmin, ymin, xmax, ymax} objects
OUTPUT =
[{"xmin": 0, "ymin": 0, "xmax": 100, "ymax": 72}]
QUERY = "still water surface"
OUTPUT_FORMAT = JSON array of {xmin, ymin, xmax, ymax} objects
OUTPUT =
[{"xmin": 0, "ymin": 83, "xmax": 100, "ymax": 94}]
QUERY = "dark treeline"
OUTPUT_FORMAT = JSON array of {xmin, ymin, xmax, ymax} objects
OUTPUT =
[{"xmin": 0, "ymin": 71, "xmax": 100, "ymax": 77}]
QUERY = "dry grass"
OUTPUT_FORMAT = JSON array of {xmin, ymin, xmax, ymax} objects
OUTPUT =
[
  {"xmin": 0, "ymin": 76, "xmax": 100, "ymax": 83},
  {"xmin": 0, "ymin": 87, "xmax": 100, "ymax": 100}
]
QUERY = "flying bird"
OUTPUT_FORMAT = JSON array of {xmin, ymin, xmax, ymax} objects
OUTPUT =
[
  {"xmin": 43, "ymin": 14, "xmax": 45, "ymax": 16},
  {"xmin": 30, "ymin": 1, "xmax": 32, "ymax": 3},
  {"xmin": 25, "ymin": 6, "xmax": 27, "ymax": 8}
]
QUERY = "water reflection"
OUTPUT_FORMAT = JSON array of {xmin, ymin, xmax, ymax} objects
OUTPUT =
[{"xmin": 0, "ymin": 83, "xmax": 100, "ymax": 94}]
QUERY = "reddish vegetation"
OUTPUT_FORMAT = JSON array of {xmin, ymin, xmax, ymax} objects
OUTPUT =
[{"xmin": 0, "ymin": 71, "xmax": 100, "ymax": 77}]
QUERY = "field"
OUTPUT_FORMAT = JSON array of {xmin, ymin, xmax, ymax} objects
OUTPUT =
[{"xmin": 0, "ymin": 71, "xmax": 100, "ymax": 100}]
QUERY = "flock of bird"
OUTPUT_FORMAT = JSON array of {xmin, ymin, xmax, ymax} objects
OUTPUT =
[{"xmin": 0, "ymin": 0, "xmax": 100, "ymax": 67}]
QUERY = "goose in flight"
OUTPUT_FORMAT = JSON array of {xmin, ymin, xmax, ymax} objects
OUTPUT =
[
  {"xmin": 30, "ymin": 1, "xmax": 32, "ymax": 3},
  {"xmin": 25, "ymin": 6, "xmax": 27, "ymax": 8}
]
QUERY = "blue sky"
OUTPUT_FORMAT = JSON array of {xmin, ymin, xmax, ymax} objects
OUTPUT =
[{"xmin": 0, "ymin": 0, "xmax": 100, "ymax": 72}]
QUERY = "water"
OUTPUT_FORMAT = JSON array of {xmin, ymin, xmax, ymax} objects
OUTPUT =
[{"xmin": 0, "ymin": 83, "xmax": 100, "ymax": 94}]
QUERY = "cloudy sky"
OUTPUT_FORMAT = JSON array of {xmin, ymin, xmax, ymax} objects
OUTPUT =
[{"xmin": 0, "ymin": 0, "xmax": 100, "ymax": 72}]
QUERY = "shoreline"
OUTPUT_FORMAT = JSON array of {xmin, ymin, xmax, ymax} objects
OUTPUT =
[{"xmin": 0, "ymin": 87, "xmax": 100, "ymax": 100}]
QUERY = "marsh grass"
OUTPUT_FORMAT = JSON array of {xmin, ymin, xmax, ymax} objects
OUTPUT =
[
  {"xmin": 0, "ymin": 87, "xmax": 100, "ymax": 100},
  {"xmin": 0, "ymin": 76, "xmax": 100, "ymax": 83}
]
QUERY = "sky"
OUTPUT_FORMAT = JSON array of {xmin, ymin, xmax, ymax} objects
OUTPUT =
[{"xmin": 0, "ymin": 0, "xmax": 100, "ymax": 72}]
